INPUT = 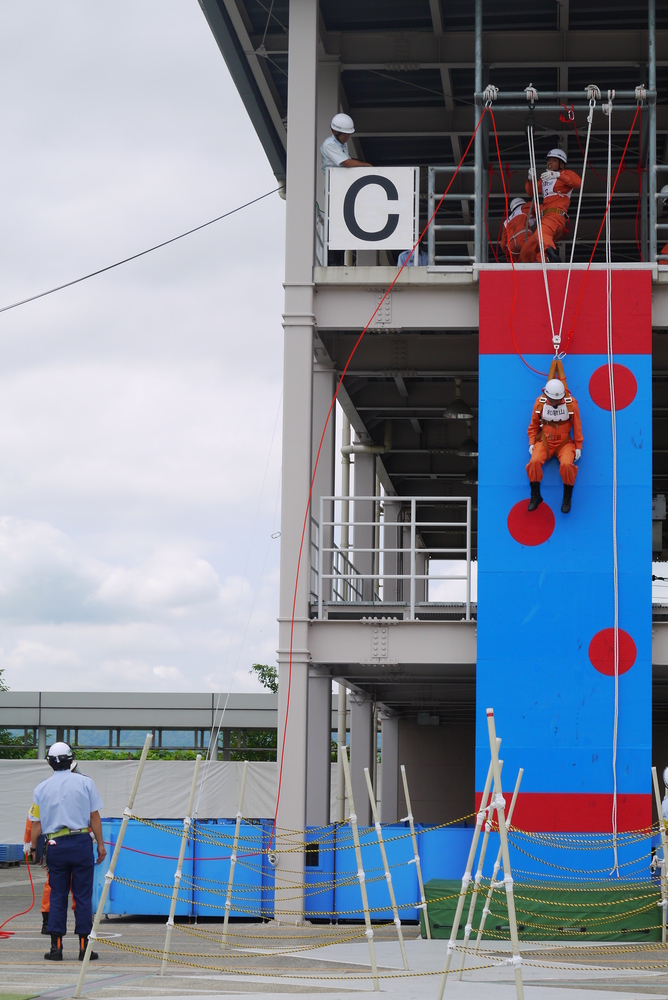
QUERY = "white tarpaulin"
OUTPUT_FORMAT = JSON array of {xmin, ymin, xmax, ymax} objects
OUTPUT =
[{"xmin": 0, "ymin": 761, "xmax": 353, "ymax": 842}]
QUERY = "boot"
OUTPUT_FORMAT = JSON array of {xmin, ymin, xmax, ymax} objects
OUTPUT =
[
  {"xmin": 79, "ymin": 934, "xmax": 98, "ymax": 961},
  {"xmin": 41, "ymin": 912, "xmax": 49, "ymax": 935},
  {"xmin": 561, "ymin": 484, "xmax": 574, "ymax": 513},
  {"xmin": 545, "ymin": 246, "xmax": 560, "ymax": 263},
  {"xmin": 44, "ymin": 933, "xmax": 63, "ymax": 961},
  {"xmin": 527, "ymin": 481, "xmax": 543, "ymax": 511}
]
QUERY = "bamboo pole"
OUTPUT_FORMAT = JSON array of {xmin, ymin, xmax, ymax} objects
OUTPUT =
[
  {"xmin": 400, "ymin": 764, "xmax": 431, "ymax": 940},
  {"xmin": 75, "ymin": 733, "xmax": 153, "ymax": 998},
  {"xmin": 221, "ymin": 760, "xmax": 249, "ymax": 949},
  {"xmin": 457, "ymin": 757, "xmax": 504, "ymax": 979},
  {"xmin": 160, "ymin": 754, "xmax": 202, "ymax": 975},
  {"xmin": 436, "ymin": 753, "xmax": 497, "ymax": 999},
  {"xmin": 364, "ymin": 766, "xmax": 409, "ymax": 970},
  {"xmin": 473, "ymin": 767, "xmax": 524, "ymax": 954},
  {"xmin": 652, "ymin": 766, "xmax": 668, "ymax": 945},
  {"xmin": 340, "ymin": 745, "xmax": 379, "ymax": 992},
  {"xmin": 486, "ymin": 710, "xmax": 524, "ymax": 1000}
]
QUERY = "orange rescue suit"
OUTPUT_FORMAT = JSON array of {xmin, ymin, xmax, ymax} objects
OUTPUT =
[
  {"xmin": 527, "ymin": 393, "xmax": 583, "ymax": 486},
  {"xmin": 500, "ymin": 203, "xmax": 534, "ymax": 262},
  {"xmin": 520, "ymin": 169, "xmax": 582, "ymax": 262}
]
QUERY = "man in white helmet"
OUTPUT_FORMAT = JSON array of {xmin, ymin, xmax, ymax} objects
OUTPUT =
[
  {"xmin": 29, "ymin": 742, "xmax": 106, "ymax": 963},
  {"xmin": 499, "ymin": 197, "xmax": 535, "ymax": 262},
  {"xmin": 527, "ymin": 377, "xmax": 583, "ymax": 513},
  {"xmin": 320, "ymin": 113, "xmax": 372, "ymax": 174},
  {"xmin": 521, "ymin": 147, "xmax": 581, "ymax": 263}
]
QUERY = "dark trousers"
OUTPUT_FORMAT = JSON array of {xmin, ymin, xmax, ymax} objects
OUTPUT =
[{"xmin": 46, "ymin": 833, "xmax": 94, "ymax": 936}]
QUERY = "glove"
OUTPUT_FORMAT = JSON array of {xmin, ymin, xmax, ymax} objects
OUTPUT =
[
  {"xmin": 541, "ymin": 169, "xmax": 558, "ymax": 181},
  {"xmin": 527, "ymin": 167, "xmax": 536, "ymax": 181},
  {"xmin": 529, "ymin": 444, "xmax": 534, "ymax": 455},
  {"xmin": 575, "ymin": 449, "xmax": 581, "ymax": 461}
]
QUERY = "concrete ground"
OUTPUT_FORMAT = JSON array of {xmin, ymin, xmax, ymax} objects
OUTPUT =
[{"xmin": 2, "ymin": 866, "xmax": 668, "ymax": 999}]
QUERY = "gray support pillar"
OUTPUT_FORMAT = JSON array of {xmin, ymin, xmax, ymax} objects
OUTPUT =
[
  {"xmin": 312, "ymin": 363, "xmax": 336, "ymax": 605},
  {"xmin": 379, "ymin": 716, "xmax": 399, "ymax": 823},
  {"xmin": 415, "ymin": 545, "xmax": 428, "ymax": 605},
  {"xmin": 306, "ymin": 672, "xmax": 332, "ymax": 826},
  {"xmin": 209, "ymin": 734, "xmax": 218, "ymax": 761},
  {"xmin": 316, "ymin": 58, "xmax": 339, "ymax": 220},
  {"xmin": 275, "ymin": 0, "xmax": 318, "ymax": 925},
  {"xmin": 473, "ymin": 0, "xmax": 483, "ymax": 265},
  {"xmin": 353, "ymin": 450, "xmax": 376, "ymax": 601},
  {"xmin": 37, "ymin": 726, "xmax": 47, "ymax": 759},
  {"xmin": 350, "ymin": 697, "xmax": 374, "ymax": 826},
  {"xmin": 382, "ymin": 499, "xmax": 402, "ymax": 604}
]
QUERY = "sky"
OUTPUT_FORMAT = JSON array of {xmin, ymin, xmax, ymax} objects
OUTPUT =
[{"xmin": 0, "ymin": 1, "xmax": 285, "ymax": 693}]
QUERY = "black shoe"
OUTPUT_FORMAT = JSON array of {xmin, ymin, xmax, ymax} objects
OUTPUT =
[
  {"xmin": 45, "ymin": 934, "xmax": 63, "ymax": 961},
  {"xmin": 41, "ymin": 912, "xmax": 49, "ymax": 935},
  {"xmin": 527, "ymin": 481, "xmax": 543, "ymax": 511},
  {"xmin": 561, "ymin": 484, "xmax": 574, "ymax": 513},
  {"xmin": 545, "ymin": 247, "xmax": 560, "ymax": 263},
  {"xmin": 79, "ymin": 935, "xmax": 99, "ymax": 961}
]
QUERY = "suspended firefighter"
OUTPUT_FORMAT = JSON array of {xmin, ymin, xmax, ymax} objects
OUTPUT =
[
  {"xmin": 527, "ymin": 363, "xmax": 582, "ymax": 514},
  {"xmin": 520, "ymin": 148, "xmax": 581, "ymax": 263},
  {"xmin": 499, "ymin": 197, "xmax": 535, "ymax": 262}
]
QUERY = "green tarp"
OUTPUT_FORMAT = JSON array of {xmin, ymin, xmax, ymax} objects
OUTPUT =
[{"xmin": 420, "ymin": 878, "xmax": 664, "ymax": 942}]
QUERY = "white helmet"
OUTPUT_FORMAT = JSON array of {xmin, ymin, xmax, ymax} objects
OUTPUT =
[
  {"xmin": 510, "ymin": 198, "xmax": 525, "ymax": 213},
  {"xmin": 47, "ymin": 742, "xmax": 75, "ymax": 771},
  {"xmin": 547, "ymin": 147, "xmax": 567, "ymax": 164},
  {"xmin": 331, "ymin": 113, "xmax": 355, "ymax": 135},
  {"xmin": 661, "ymin": 184, "xmax": 668, "ymax": 208},
  {"xmin": 664, "ymin": 765, "xmax": 668, "ymax": 788},
  {"xmin": 544, "ymin": 378, "xmax": 566, "ymax": 400}
]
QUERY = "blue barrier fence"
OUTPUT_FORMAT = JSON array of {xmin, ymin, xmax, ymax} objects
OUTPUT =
[{"xmin": 92, "ymin": 819, "xmax": 657, "ymax": 920}]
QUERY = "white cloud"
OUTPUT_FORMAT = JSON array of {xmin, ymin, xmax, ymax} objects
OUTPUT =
[{"xmin": 0, "ymin": 2, "xmax": 285, "ymax": 693}]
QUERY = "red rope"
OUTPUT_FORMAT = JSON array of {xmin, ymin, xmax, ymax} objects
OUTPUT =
[
  {"xmin": 489, "ymin": 109, "xmax": 548, "ymax": 378},
  {"xmin": 269, "ymin": 106, "xmax": 491, "ymax": 850},
  {"xmin": 0, "ymin": 855, "xmax": 35, "ymax": 938}
]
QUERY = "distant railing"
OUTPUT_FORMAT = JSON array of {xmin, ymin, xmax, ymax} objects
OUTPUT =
[{"xmin": 313, "ymin": 496, "xmax": 472, "ymax": 621}]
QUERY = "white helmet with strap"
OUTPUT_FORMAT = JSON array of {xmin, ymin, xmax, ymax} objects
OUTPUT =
[
  {"xmin": 547, "ymin": 147, "xmax": 567, "ymax": 164},
  {"xmin": 544, "ymin": 378, "xmax": 566, "ymax": 400},
  {"xmin": 509, "ymin": 198, "xmax": 525, "ymax": 213}
]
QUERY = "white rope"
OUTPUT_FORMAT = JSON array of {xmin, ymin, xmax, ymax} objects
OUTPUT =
[
  {"xmin": 604, "ymin": 92, "xmax": 620, "ymax": 877},
  {"xmin": 556, "ymin": 97, "xmax": 597, "ymax": 351},
  {"xmin": 526, "ymin": 124, "xmax": 556, "ymax": 342}
]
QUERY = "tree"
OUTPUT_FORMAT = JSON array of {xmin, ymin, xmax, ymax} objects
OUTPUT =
[
  {"xmin": 249, "ymin": 662, "xmax": 278, "ymax": 694},
  {"xmin": 0, "ymin": 668, "xmax": 7, "ymax": 692}
]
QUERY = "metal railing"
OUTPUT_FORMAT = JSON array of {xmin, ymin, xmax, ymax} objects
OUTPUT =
[
  {"xmin": 313, "ymin": 496, "xmax": 472, "ymax": 620},
  {"xmin": 427, "ymin": 166, "xmax": 475, "ymax": 266}
]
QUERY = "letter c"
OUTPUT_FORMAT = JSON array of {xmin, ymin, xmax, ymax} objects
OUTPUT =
[{"xmin": 343, "ymin": 175, "xmax": 400, "ymax": 241}]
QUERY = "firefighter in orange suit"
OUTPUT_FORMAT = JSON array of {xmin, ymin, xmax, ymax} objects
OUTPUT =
[
  {"xmin": 520, "ymin": 148, "xmax": 581, "ymax": 263},
  {"xmin": 527, "ymin": 378, "xmax": 583, "ymax": 514},
  {"xmin": 499, "ymin": 198, "xmax": 535, "ymax": 262}
]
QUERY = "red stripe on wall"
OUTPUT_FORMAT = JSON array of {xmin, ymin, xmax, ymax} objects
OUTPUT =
[
  {"xmin": 479, "ymin": 270, "xmax": 652, "ymax": 355},
  {"xmin": 474, "ymin": 791, "xmax": 652, "ymax": 833}
]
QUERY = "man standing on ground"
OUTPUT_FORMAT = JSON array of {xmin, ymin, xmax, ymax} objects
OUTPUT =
[{"xmin": 29, "ymin": 742, "xmax": 107, "ymax": 962}]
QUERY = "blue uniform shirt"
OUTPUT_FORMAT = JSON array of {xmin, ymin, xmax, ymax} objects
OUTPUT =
[
  {"xmin": 321, "ymin": 134, "xmax": 350, "ymax": 173},
  {"xmin": 31, "ymin": 770, "xmax": 103, "ymax": 835}
]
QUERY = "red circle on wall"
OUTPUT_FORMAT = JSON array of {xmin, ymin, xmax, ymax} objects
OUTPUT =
[
  {"xmin": 588, "ymin": 628, "xmax": 637, "ymax": 676},
  {"xmin": 588, "ymin": 364, "xmax": 637, "ymax": 411},
  {"xmin": 507, "ymin": 499, "xmax": 555, "ymax": 546}
]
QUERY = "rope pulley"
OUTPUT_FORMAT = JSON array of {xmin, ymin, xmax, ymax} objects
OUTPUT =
[
  {"xmin": 585, "ymin": 84, "xmax": 602, "ymax": 102},
  {"xmin": 635, "ymin": 84, "xmax": 647, "ymax": 105},
  {"xmin": 482, "ymin": 84, "xmax": 498, "ymax": 107},
  {"xmin": 524, "ymin": 83, "xmax": 538, "ymax": 106},
  {"xmin": 603, "ymin": 90, "xmax": 615, "ymax": 117}
]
